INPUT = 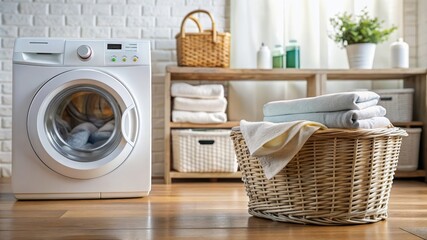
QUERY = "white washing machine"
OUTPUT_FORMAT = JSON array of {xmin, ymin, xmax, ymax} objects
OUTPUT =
[{"xmin": 12, "ymin": 38, "xmax": 151, "ymax": 199}]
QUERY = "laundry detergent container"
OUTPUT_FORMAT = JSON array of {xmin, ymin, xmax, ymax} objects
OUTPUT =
[{"xmin": 230, "ymin": 127, "xmax": 407, "ymax": 225}]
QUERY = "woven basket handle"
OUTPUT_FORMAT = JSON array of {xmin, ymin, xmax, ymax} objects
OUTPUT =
[
  {"xmin": 180, "ymin": 9, "xmax": 217, "ymax": 43},
  {"xmin": 186, "ymin": 15, "xmax": 203, "ymax": 33}
]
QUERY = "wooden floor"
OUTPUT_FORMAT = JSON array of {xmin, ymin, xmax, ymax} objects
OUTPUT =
[{"xmin": 1, "ymin": 178, "xmax": 427, "ymax": 240}]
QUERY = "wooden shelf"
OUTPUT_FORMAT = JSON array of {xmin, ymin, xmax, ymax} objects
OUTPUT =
[
  {"xmin": 170, "ymin": 121, "xmax": 423, "ymax": 129},
  {"xmin": 392, "ymin": 121, "xmax": 424, "ymax": 127},
  {"xmin": 170, "ymin": 121, "xmax": 239, "ymax": 129},
  {"xmin": 325, "ymin": 68, "xmax": 427, "ymax": 80},
  {"xmin": 395, "ymin": 170, "xmax": 426, "ymax": 178},
  {"xmin": 167, "ymin": 66, "xmax": 319, "ymax": 81},
  {"xmin": 167, "ymin": 66, "xmax": 427, "ymax": 81},
  {"xmin": 164, "ymin": 67, "xmax": 427, "ymax": 184}
]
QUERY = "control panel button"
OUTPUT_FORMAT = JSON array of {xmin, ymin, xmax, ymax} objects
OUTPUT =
[
  {"xmin": 111, "ymin": 56, "xmax": 117, "ymax": 62},
  {"xmin": 77, "ymin": 45, "xmax": 92, "ymax": 60},
  {"xmin": 133, "ymin": 56, "xmax": 139, "ymax": 62},
  {"xmin": 122, "ymin": 56, "xmax": 127, "ymax": 62}
]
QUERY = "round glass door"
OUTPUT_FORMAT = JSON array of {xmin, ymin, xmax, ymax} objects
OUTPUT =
[
  {"xmin": 45, "ymin": 86, "xmax": 121, "ymax": 162},
  {"xmin": 27, "ymin": 69, "xmax": 138, "ymax": 179}
]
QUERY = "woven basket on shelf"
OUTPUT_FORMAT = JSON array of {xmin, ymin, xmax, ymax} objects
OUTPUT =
[
  {"xmin": 375, "ymin": 88, "xmax": 414, "ymax": 122},
  {"xmin": 176, "ymin": 9, "xmax": 231, "ymax": 68},
  {"xmin": 172, "ymin": 129, "xmax": 238, "ymax": 173},
  {"xmin": 230, "ymin": 127, "xmax": 407, "ymax": 225}
]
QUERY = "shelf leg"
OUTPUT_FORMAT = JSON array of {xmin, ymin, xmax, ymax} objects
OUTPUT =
[
  {"xmin": 164, "ymin": 72, "xmax": 172, "ymax": 184},
  {"xmin": 307, "ymin": 73, "xmax": 326, "ymax": 97},
  {"xmin": 406, "ymin": 74, "xmax": 427, "ymax": 182}
]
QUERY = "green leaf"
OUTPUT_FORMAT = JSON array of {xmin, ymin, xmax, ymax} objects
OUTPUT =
[{"xmin": 328, "ymin": 8, "xmax": 397, "ymax": 47}]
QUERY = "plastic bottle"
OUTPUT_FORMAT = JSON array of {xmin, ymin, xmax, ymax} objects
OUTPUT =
[
  {"xmin": 256, "ymin": 43, "xmax": 272, "ymax": 69},
  {"xmin": 286, "ymin": 40, "xmax": 300, "ymax": 68},
  {"xmin": 272, "ymin": 45, "xmax": 285, "ymax": 68},
  {"xmin": 390, "ymin": 38, "xmax": 409, "ymax": 68}
]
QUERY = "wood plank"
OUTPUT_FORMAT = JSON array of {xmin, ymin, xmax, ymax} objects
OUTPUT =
[
  {"xmin": 166, "ymin": 66, "xmax": 427, "ymax": 81},
  {"xmin": 0, "ymin": 178, "xmax": 426, "ymax": 239},
  {"xmin": 4, "ymin": 228, "xmax": 420, "ymax": 240},
  {"xmin": 326, "ymin": 68, "xmax": 427, "ymax": 80},
  {"xmin": 0, "ymin": 210, "xmax": 66, "ymax": 218},
  {"xmin": 168, "ymin": 66, "xmax": 318, "ymax": 80},
  {"xmin": 164, "ymin": 72, "xmax": 172, "ymax": 184},
  {"xmin": 395, "ymin": 170, "xmax": 426, "ymax": 178},
  {"xmin": 170, "ymin": 121, "xmax": 240, "ymax": 129},
  {"xmin": 307, "ymin": 73, "xmax": 327, "ymax": 96},
  {"xmin": 392, "ymin": 121, "xmax": 424, "ymax": 127},
  {"xmin": 169, "ymin": 171, "xmax": 242, "ymax": 179},
  {"xmin": 412, "ymin": 74, "xmax": 427, "ymax": 182},
  {"xmin": 0, "ymin": 228, "xmax": 421, "ymax": 240}
]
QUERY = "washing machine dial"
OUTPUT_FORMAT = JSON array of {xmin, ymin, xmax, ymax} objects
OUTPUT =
[{"xmin": 77, "ymin": 45, "xmax": 92, "ymax": 60}]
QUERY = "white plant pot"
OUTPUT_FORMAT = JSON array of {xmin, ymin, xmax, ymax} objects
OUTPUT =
[{"xmin": 346, "ymin": 43, "xmax": 376, "ymax": 69}]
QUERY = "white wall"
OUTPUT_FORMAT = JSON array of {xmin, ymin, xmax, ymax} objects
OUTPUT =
[
  {"xmin": 404, "ymin": 0, "xmax": 418, "ymax": 67},
  {"xmin": 0, "ymin": 0, "xmax": 230, "ymax": 177},
  {"xmin": 418, "ymin": 0, "xmax": 427, "ymax": 67}
]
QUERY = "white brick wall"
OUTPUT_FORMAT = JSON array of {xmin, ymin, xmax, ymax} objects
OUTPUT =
[
  {"xmin": 113, "ymin": 5, "xmax": 142, "ymax": 16},
  {"xmin": 0, "ymin": 0, "xmax": 230, "ymax": 178},
  {"xmin": 82, "ymin": 4, "xmax": 111, "ymax": 15}
]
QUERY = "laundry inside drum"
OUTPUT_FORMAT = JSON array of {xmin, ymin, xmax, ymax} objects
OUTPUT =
[{"xmin": 46, "ymin": 86, "xmax": 122, "ymax": 162}]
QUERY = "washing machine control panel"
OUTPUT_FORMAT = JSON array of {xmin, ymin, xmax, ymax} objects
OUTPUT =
[
  {"xmin": 12, "ymin": 38, "xmax": 151, "ymax": 67},
  {"xmin": 63, "ymin": 39, "xmax": 150, "ymax": 66},
  {"xmin": 105, "ymin": 42, "xmax": 145, "ymax": 66}
]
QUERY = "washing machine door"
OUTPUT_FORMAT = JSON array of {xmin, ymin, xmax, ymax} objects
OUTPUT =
[{"xmin": 27, "ymin": 69, "xmax": 139, "ymax": 179}]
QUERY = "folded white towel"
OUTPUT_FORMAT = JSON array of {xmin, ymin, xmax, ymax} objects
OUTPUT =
[
  {"xmin": 240, "ymin": 120, "xmax": 327, "ymax": 179},
  {"xmin": 172, "ymin": 110, "xmax": 227, "ymax": 123},
  {"xmin": 263, "ymin": 91, "xmax": 380, "ymax": 117},
  {"xmin": 171, "ymin": 83, "xmax": 224, "ymax": 99},
  {"xmin": 173, "ymin": 97, "xmax": 227, "ymax": 112},
  {"xmin": 353, "ymin": 117, "xmax": 392, "ymax": 129},
  {"xmin": 264, "ymin": 106, "xmax": 390, "ymax": 129}
]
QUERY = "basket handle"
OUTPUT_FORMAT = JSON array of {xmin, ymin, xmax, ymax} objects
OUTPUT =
[
  {"xmin": 180, "ymin": 9, "xmax": 217, "ymax": 43},
  {"xmin": 187, "ymin": 15, "xmax": 203, "ymax": 33},
  {"xmin": 198, "ymin": 140, "xmax": 215, "ymax": 145}
]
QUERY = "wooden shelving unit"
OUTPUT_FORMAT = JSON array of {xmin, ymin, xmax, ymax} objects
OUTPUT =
[{"xmin": 164, "ymin": 67, "xmax": 427, "ymax": 184}]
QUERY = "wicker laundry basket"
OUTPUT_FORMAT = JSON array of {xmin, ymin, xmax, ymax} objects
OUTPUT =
[
  {"xmin": 176, "ymin": 9, "xmax": 231, "ymax": 67},
  {"xmin": 230, "ymin": 127, "xmax": 407, "ymax": 225}
]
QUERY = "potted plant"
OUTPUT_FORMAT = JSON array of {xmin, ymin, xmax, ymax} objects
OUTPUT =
[{"xmin": 329, "ymin": 9, "xmax": 397, "ymax": 69}]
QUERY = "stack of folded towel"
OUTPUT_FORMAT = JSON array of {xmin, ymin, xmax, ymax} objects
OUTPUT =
[
  {"xmin": 171, "ymin": 83, "xmax": 228, "ymax": 124},
  {"xmin": 263, "ymin": 91, "xmax": 391, "ymax": 129}
]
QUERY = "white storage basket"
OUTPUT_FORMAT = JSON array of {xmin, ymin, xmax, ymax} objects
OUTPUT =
[
  {"xmin": 375, "ymin": 88, "xmax": 414, "ymax": 122},
  {"xmin": 397, "ymin": 128, "xmax": 421, "ymax": 171},
  {"xmin": 172, "ymin": 129, "xmax": 238, "ymax": 172}
]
